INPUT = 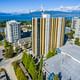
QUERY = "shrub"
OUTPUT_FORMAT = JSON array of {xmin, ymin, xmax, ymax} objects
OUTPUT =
[
  {"xmin": 46, "ymin": 49, "xmax": 57, "ymax": 59},
  {"xmin": 12, "ymin": 62, "xmax": 27, "ymax": 80}
]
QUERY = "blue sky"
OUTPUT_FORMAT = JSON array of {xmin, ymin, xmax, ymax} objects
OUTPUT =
[{"xmin": 0, "ymin": 0, "xmax": 80, "ymax": 12}]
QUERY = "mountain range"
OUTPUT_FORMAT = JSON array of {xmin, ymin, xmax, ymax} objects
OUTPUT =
[{"xmin": 0, "ymin": 10, "xmax": 80, "ymax": 21}]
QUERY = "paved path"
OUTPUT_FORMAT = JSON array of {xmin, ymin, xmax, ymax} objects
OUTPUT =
[
  {"xmin": 0, "ymin": 52, "xmax": 23, "ymax": 80},
  {"xmin": 19, "ymin": 62, "xmax": 32, "ymax": 80}
]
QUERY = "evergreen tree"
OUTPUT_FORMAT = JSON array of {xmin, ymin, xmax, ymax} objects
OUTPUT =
[
  {"xmin": 4, "ymin": 45, "xmax": 14, "ymax": 58},
  {"xmin": 37, "ymin": 57, "xmax": 43, "ymax": 80},
  {"xmin": 28, "ymin": 59, "xmax": 37, "ymax": 80}
]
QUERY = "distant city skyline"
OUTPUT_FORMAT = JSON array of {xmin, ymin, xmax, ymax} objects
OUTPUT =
[{"xmin": 0, "ymin": 0, "xmax": 80, "ymax": 13}]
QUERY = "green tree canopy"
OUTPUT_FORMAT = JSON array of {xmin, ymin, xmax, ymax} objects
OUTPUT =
[
  {"xmin": 37, "ymin": 57, "xmax": 43, "ymax": 80},
  {"xmin": 0, "ymin": 22, "xmax": 6, "ymax": 28},
  {"xmin": 22, "ymin": 52, "xmax": 43, "ymax": 80},
  {"xmin": 4, "ymin": 40, "xmax": 9, "ymax": 48},
  {"xmin": 4, "ymin": 40, "xmax": 14, "ymax": 58},
  {"xmin": 75, "ymin": 38, "xmax": 80, "ymax": 46},
  {"xmin": 22, "ymin": 52, "xmax": 32, "ymax": 69},
  {"xmin": 66, "ymin": 30, "xmax": 75, "ymax": 39},
  {"xmin": 20, "ymin": 21, "xmax": 32, "ymax": 25},
  {"xmin": 65, "ymin": 19, "xmax": 71, "ymax": 27},
  {"xmin": 12, "ymin": 62, "xmax": 27, "ymax": 80},
  {"xmin": 54, "ymin": 74, "xmax": 59, "ymax": 80},
  {"xmin": 4, "ymin": 45, "xmax": 14, "ymax": 58},
  {"xmin": 28, "ymin": 59, "xmax": 37, "ymax": 80},
  {"xmin": 46, "ymin": 49, "xmax": 57, "ymax": 59}
]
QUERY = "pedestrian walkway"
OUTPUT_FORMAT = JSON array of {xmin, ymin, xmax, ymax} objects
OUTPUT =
[{"xmin": 19, "ymin": 62, "xmax": 32, "ymax": 80}]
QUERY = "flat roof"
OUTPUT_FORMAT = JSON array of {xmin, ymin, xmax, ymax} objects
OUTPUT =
[
  {"xmin": 60, "ymin": 44, "xmax": 80, "ymax": 61},
  {"xmin": 43, "ymin": 44, "xmax": 80, "ymax": 80},
  {"xmin": 18, "ymin": 37, "xmax": 31, "ymax": 45},
  {"xmin": 7, "ymin": 20, "xmax": 20, "ymax": 24},
  {"xmin": 44, "ymin": 54, "xmax": 62, "ymax": 74}
]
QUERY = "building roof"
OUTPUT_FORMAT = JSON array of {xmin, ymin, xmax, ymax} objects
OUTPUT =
[
  {"xmin": 42, "ymin": 14, "xmax": 50, "ymax": 18},
  {"xmin": 44, "ymin": 54, "xmax": 62, "ymax": 74},
  {"xmin": 60, "ymin": 44, "xmax": 80, "ymax": 62},
  {"xmin": 18, "ymin": 37, "xmax": 31, "ymax": 45},
  {"xmin": 43, "ymin": 44, "xmax": 80, "ymax": 80},
  {"xmin": 7, "ymin": 20, "xmax": 20, "ymax": 24}
]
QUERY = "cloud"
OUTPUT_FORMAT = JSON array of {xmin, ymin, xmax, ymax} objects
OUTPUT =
[{"xmin": 53, "ymin": 5, "xmax": 80, "ymax": 11}]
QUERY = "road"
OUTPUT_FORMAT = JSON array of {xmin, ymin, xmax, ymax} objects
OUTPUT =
[
  {"xmin": 0, "ymin": 46, "xmax": 4, "ymax": 59},
  {"xmin": 0, "ymin": 49, "xmax": 23, "ymax": 80}
]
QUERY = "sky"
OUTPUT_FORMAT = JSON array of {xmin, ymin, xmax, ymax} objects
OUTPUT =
[{"xmin": 0, "ymin": 0, "xmax": 80, "ymax": 13}]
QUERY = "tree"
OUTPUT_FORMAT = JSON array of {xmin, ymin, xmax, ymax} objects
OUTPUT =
[
  {"xmin": 22, "ymin": 52, "xmax": 39, "ymax": 80},
  {"xmin": 4, "ymin": 45, "xmax": 14, "ymax": 58},
  {"xmin": 15, "ymin": 48, "xmax": 19, "ymax": 53},
  {"xmin": 0, "ymin": 22, "xmax": 6, "ymax": 28},
  {"xmin": 37, "ymin": 57, "xmax": 43, "ymax": 80},
  {"xmin": 46, "ymin": 49, "xmax": 57, "ymax": 59},
  {"xmin": 0, "ymin": 33, "xmax": 4, "ymax": 41},
  {"xmin": 22, "ymin": 52, "xmax": 44, "ymax": 80},
  {"xmin": 12, "ymin": 62, "xmax": 27, "ymax": 80},
  {"xmin": 28, "ymin": 59, "xmax": 37, "ymax": 80},
  {"xmin": 66, "ymin": 30, "xmax": 75, "ymax": 39},
  {"xmin": 4, "ymin": 40, "xmax": 14, "ymax": 58},
  {"xmin": 4, "ymin": 40, "xmax": 9, "ymax": 48},
  {"xmin": 20, "ymin": 21, "xmax": 32, "ymax": 25},
  {"xmin": 22, "ymin": 52, "xmax": 31, "ymax": 69},
  {"xmin": 75, "ymin": 38, "xmax": 80, "ymax": 46},
  {"xmin": 54, "ymin": 74, "xmax": 59, "ymax": 80},
  {"xmin": 65, "ymin": 19, "xmax": 71, "ymax": 27}
]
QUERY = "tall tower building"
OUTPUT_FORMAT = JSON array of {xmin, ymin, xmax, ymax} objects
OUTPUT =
[
  {"xmin": 32, "ymin": 14, "xmax": 65, "ymax": 57},
  {"xmin": 6, "ymin": 20, "xmax": 21, "ymax": 43},
  {"xmin": 72, "ymin": 17, "xmax": 80, "ymax": 38}
]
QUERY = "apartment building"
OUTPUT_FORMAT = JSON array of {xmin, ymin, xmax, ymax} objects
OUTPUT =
[
  {"xmin": 32, "ymin": 14, "xmax": 65, "ymax": 57},
  {"xmin": 6, "ymin": 20, "xmax": 21, "ymax": 43}
]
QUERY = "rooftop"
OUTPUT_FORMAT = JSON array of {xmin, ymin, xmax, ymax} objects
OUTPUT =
[
  {"xmin": 18, "ymin": 37, "xmax": 31, "ymax": 45},
  {"xmin": 7, "ymin": 20, "xmax": 20, "ymax": 24},
  {"xmin": 43, "ymin": 44, "xmax": 80, "ymax": 80},
  {"xmin": 60, "ymin": 44, "xmax": 80, "ymax": 62},
  {"xmin": 42, "ymin": 14, "xmax": 50, "ymax": 18}
]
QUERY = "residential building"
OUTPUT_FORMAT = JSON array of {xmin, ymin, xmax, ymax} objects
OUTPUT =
[
  {"xmin": 71, "ymin": 17, "xmax": 80, "ymax": 38},
  {"xmin": 43, "ymin": 44, "xmax": 80, "ymax": 80},
  {"xmin": 6, "ymin": 20, "xmax": 21, "ymax": 43},
  {"xmin": 32, "ymin": 14, "xmax": 65, "ymax": 57},
  {"xmin": 71, "ymin": 17, "xmax": 78, "ymax": 29}
]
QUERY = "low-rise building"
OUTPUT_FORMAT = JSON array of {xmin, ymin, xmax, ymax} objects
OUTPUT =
[{"xmin": 43, "ymin": 44, "xmax": 80, "ymax": 80}]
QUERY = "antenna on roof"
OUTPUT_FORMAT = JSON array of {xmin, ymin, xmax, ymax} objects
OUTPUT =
[
  {"xmin": 40, "ymin": 4, "xmax": 44, "ymax": 15},
  {"xmin": 41, "ymin": 4, "xmax": 44, "ymax": 11}
]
